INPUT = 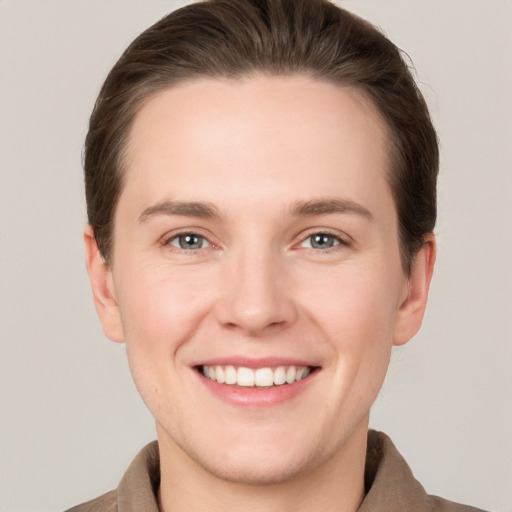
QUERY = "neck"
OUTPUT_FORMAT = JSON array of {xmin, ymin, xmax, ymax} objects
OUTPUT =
[{"xmin": 157, "ymin": 421, "xmax": 368, "ymax": 512}]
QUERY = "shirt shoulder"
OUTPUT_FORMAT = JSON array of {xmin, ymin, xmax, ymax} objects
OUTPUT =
[
  {"xmin": 63, "ymin": 441, "xmax": 159, "ymax": 512},
  {"xmin": 429, "ymin": 495, "xmax": 490, "ymax": 512},
  {"xmin": 64, "ymin": 490, "xmax": 117, "ymax": 512},
  {"xmin": 362, "ymin": 431, "xmax": 490, "ymax": 512}
]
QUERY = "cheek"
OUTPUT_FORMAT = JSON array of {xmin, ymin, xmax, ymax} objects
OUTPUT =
[
  {"xmin": 299, "ymin": 263, "xmax": 401, "ymax": 392},
  {"xmin": 117, "ymin": 266, "xmax": 216, "ymax": 418},
  {"xmin": 301, "ymin": 262, "xmax": 402, "ymax": 341},
  {"xmin": 116, "ymin": 264, "xmax": 215, "ymax": 348}
]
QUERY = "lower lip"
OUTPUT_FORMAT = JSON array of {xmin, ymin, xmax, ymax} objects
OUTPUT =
[{"xmin": 195, "ymin": 369, "xmax": 318, "ymax": 407}]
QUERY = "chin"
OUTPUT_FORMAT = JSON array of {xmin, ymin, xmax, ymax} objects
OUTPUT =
[
  {"xmin": 156, "ymin": 398, "xmax": 370, "ymax": 486},
  {"xmin": 165, "ymin": 418, "xmax": 338, "ymax": 486},
  {"xmin": 189, "ymin": 442, "xmax": 317, "ymax": 486}
]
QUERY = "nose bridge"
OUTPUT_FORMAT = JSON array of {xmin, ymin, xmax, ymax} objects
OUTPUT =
[{"xmin": 216, "ymin": 240, "xmax": 296, "ymax": 335}]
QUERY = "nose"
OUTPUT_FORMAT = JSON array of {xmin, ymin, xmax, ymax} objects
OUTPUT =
[{"xmin": 214, "ymin": 247, "xmax": 298, "ymax": 337}]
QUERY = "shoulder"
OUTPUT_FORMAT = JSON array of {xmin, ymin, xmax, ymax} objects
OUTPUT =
[
  {"xmin": 64, "ymin": 489, "xmax": 117, "ymax": 512},
  {"xmin": 363, "ymin": 431, "xmax": 490, "ymax": 512},
  {"xmin": 429, "ymin": 495, "xmax": 490, "ymax": 512},
  {"xmin": 64, "ymin": 441, "xmax": 159, "ymax": 512}
]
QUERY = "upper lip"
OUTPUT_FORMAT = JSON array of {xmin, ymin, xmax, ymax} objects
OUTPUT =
[{"xmin": 191, "ymin": 357, "xmax": 319, "ymax": 369}]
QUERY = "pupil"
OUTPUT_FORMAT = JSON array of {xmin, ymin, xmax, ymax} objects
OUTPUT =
[
  {"xmin": 180, "ymin": 234, "xmax": 202, "ymax": 249},
  {"xmin": 312, "ymin": 234, "xmax": 333, "ymax": 249}
]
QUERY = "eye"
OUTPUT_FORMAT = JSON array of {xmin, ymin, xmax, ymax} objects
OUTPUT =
[
  {"xmin": 168, "ymin": 233, "xmax": 210, "ymax": 250},
  {"xmin": 300, "ymin": 233, "xmax": 342, "ymax": 250}
]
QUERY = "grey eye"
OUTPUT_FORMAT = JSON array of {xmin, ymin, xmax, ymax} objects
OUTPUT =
[
  {"xmin": 170, "ymin": 234, "xmax": 207, "ymax": 250},
  {"xmin": 302, "ymin": 234, "xmax": 340, "ymax": 249}
]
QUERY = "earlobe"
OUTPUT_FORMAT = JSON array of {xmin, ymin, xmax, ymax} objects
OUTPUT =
[
  {"xmin": 83, "ymin": 224, "xmax": 125, "ymax": 343},
  {"xmin": 393, "ymin": 234, "xmax": 436, "ymax": 346}
]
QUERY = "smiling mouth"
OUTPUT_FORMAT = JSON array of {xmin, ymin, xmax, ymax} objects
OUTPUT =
[{"xmin": 197, "ymin": 365, "xmax": 316, "ymax": 388}]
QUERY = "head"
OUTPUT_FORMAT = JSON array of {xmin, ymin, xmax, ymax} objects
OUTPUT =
[{"xmin": 83, "ymin": 0, "xmax": 437, "ymax": 489}]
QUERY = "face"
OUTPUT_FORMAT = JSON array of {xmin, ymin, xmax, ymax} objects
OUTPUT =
[{"xmin": 86, "ymin": 76, "xmax": 433, "ymax": 485}]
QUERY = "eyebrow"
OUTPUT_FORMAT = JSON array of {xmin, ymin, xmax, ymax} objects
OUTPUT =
[
  {"xmin": 138, "ymin": 198, "xmax": 373, "ymax": 222},
  {"xmin": 289, "ymin": 198, "xmax": 374, "ymax": 221},
  {"xmin": 138, "ymin": 200, "xmax": 222, "ymax": 222}
]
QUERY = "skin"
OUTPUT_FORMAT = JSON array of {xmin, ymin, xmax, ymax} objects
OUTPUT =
[{"xmin": 85, "ymin": 76, "xmax": 435, "ymax": 512}]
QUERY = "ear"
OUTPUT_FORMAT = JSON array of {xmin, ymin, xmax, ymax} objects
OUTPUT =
[
  {"xmin": 83, "ymin": 224, "xmax": 125, "ymax": 343},
  {"xmin": 393, "ymin": 234, "xmax": 436, "ymax": 346}
]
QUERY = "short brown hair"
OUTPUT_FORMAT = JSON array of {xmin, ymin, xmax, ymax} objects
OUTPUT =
[{"xmin": 84, "ymin": 0, "xmax": 438, "ymax": 272}]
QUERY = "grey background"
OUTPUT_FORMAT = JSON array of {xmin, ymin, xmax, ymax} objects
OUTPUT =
[{"xmin": 0, "ymin": 1, "xmax": 511, "ymax": 511}]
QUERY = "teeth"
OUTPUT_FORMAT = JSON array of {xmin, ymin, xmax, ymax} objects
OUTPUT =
[
  {"xmin": 201, "ymin": 365, "xmax": 311, "ymax": 387},
  {"xmin": 224, "ymin": 365, "xmax": 237, "ymax": 385},
  {"xmin": 273, "ymin": 366, "xmax": 286, "ymax": 385},
  {"xmin": 296, "ymin": 367, "xmax": 306, "ymax": 380},
  {"xmin": 237, "ymin": 367, "xmax": 255, "ymax": 387},
  {"xmin": 215, "ymin": 366, "xmax": 225, "ymax": 384},
  {"xmin": 286, "ymin": 366, "xmax": 296, "ymax": 384},
  {"xmin": 255, "ymin": 368, "xmax": 274, "ymax": 387}
]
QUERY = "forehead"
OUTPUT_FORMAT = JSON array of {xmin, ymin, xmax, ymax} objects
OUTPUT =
[{"xmin": 121, "ymin": 75, "xmax": 392, "ymax": 217}]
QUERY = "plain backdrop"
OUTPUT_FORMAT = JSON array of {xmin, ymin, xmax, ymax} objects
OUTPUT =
[{"xmin": 1, "ymin": 1, "xmax": 511, "ymax": 511}]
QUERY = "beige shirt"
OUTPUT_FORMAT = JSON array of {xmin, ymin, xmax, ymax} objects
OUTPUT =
[{"xmin": 65, "ymin": 430, "xmax": 488, "ymax": 512}]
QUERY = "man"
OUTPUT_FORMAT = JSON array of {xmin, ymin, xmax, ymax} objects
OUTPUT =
[{"xmin": 68, "ymin": 0, "xmax": 487, "ymax": 510}]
